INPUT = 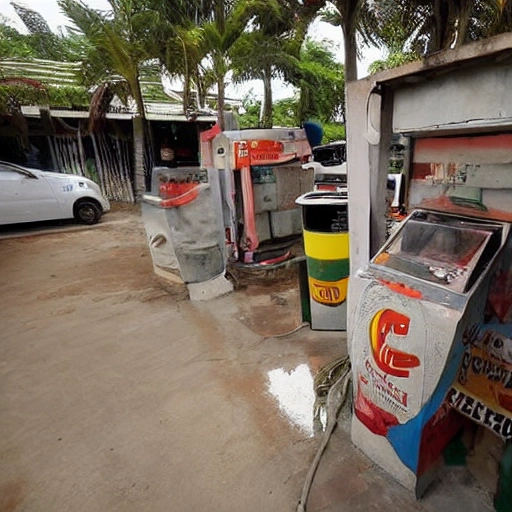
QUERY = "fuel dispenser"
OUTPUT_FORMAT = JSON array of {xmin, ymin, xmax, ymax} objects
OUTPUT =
[
  {"xmin": 350, "ymin": 208, "xmax": 511, "ymax": 495},
  {"xmin": 141, "ymin": 166, "xmax": 233, "ymax": 301},
  {"xmin": 296, "ymin": 191, "xmax": 349, "ymax": 331},
  {"xmin": 344, "ymin": 36, "xmax": 512, "ymax": 508},
  {"xmin": 349, "ymin": 136, "xmax": 512, "ymax": 502},
  {"xmin": 301, "ymin": 141, "xmax": 348, "ymax": 193},
  {"xmin": 202, "ymin": 128, "xmax": 313, "ymax": 265}
]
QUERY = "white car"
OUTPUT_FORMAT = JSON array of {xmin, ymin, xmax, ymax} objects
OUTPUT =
[{"xmin": 0, "ymin": 161, "xmax": 110, "ymax": 226}]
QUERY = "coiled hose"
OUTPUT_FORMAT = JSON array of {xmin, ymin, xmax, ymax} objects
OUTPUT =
[{"xmin": 297, "ymin": 356, "xmax": 352, "ymax": 512}]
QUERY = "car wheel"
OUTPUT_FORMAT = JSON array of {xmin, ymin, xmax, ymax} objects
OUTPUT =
[{"xmin": 74, "ymin": 201, "xmax": 101, "ymax": 225}]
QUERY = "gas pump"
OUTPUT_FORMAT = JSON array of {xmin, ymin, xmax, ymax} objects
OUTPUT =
[
  {"xmin": 349, "ymin": 133, "xmax": 512, "ymax": 499},
  {"xmin": 141, "ymin": 165, "xmax": 233, "ymax": 300},
  {"xmin": 350, "ymin": 206, "xmax": 512, "ymax": 494},
  {"xmin": 343, "ymin": 37, "xmax": 512, "ymax": 505},
  {"xmin": 202, "ymin": 128, "xmax": 313, "ymax": 265},
  {"xmin": 302, "ymin": 141, "xmax": 348, "ymax": 193}
]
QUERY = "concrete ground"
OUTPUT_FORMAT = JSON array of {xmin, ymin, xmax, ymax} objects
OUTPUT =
[{"xmin": 0, "ymin": 206, "xmax": 494, "ymax": 512}]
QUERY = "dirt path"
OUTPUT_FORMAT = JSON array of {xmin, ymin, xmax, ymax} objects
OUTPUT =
[
  {"xmin": 0, "ymin": 206, "xmax": 489, "ymax": 512},
  {"xmin": 0, "ymin": 206, "xmax": 343, "ymax": 512}
]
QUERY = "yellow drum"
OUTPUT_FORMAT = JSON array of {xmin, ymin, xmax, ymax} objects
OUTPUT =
[{"xmin": 296, "ymin": 192, "xmax": 349, "ymax": 331}]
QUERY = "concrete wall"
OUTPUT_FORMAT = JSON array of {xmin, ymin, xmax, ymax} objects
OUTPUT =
[
  {"xmin": 393, "ymin": 63, "xmax": 512, "ymax": 134},
  {"xmin": 347, "ymin": 51, "xmax": 512, "ymax": 277}
]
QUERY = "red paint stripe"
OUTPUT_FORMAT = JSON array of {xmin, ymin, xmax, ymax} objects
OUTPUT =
[
  {"xmin": 258, "ymin": 251, "xmax": 292, "ymax": 266},
  {"xmin": 412, "ymin": 162, "xmax": 432, "ymax": 180},
  {"xmin": 415, "ymin": 134, "xmax": 512, "ymax": 156},
  {"xmin": 379, "ymin": 279, "xmax": 423, "ymax": 299},
  {"xmin": 421, "ymin": 196, "xmax": 512, "ymax": 223}
]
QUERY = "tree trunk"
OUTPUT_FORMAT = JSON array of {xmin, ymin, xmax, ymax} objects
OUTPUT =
[
  {"xmin": 261, "ymin": 64, "xmax": 273, "ymax": 129},
  {"xmin": 131, "ymin": 77, "xmax": 148, "ymax": 199},
  {"xmin": 297, "ymin": 79, "xmax": 310, "ymax": 125},
  {"xmin": 215, "ymin": 0, "xmax": 226, "ymax": 130},
  {"xmin": 217, "ymin": 74, "xmax": 225, "ymax": 131},
  {"xmin": 455, "ymin": 0, "xmax": 472, "ymax": 47},
  {"xmin": 183, "ymin": 71, "xmax": 191, "ymax": 115},
  {"xmin": 342, "ymin": 24, "xmax": 358, "ymax": 83},
  {"xmin": 181, "ymin": 35, "xmax": 191, "ymax": 115},
  {"xmin": 193, "ymin": 66, "xmax": 205, "ymax": 110},
  {"xmin": 132, "ymin": 116, "xmax": 145, "ymax": 201},
  {"xmin": 196, "ymin": 73, "xmax": 206, "ymax": 110}
]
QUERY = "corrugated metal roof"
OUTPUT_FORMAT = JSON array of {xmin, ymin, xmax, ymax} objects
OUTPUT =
[
  {"xmin": 0, "ymin": 58, "xmax": 234, "ymax": 121},
  {"xmin": 0, "ymin": 59, "xmax": 83, "ymax": 87}
]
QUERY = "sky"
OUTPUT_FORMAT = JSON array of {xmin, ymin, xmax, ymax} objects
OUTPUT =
[{"xmin": 0, "ymin": 0, "xmax": 384, "ymax": 101}]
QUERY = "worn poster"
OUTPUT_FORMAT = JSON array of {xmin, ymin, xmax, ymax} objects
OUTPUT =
[{"xmin": 451, "ymin": 326, "xmax": 512, "ymax": 439}]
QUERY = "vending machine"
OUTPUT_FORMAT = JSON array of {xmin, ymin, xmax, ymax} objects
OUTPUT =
[{"xmin": 201, "ymin": 127, "xmax": 313, "ymax": 265}]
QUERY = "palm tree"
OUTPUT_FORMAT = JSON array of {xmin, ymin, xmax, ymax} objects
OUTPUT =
[
  {"xmin": 199, "ymin": 0, "xmax": 253, "ymax": 130},
  {"xmin": 295, "ymin": 38, "xmax": 345, "ymax": 125},
  {"xmin": 146, "ymin": 0, "xmax": 204, "ymax": 115},
  {"xmin": 58, "ymin": 0, "xmax": 157, "ymax": 121},
  {"xmin": 58, "ymin": 0, "xmax": 164, "ymax": 195},
  {"xmin": 230, "ymin": 0, "xmax": 325, "ymax": 128},
  {"xmin": 367, "ymin": 0, "xmax": 511, "ymax": 74},
  {"xmin": 372, "ymin": 0, "xmax": 508, "ymax": 56},
  {"xmin": 322, "ymin": 0, "xmax": 375, "ymax": 82},
  {"xmin": 230, "ymin": 0, "xmax": 294, "ymax": 128}
]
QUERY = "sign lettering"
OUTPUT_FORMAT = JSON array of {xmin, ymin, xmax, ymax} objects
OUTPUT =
[
  {"xmin": 449, "ymin": 388, "xmax": 512, "ymax": 439},
  {"xmin": 458, "ymin": 349, "xmax": 512, "ymax": 389},
  {"xmin": 363, "ymin": 359, "xmax": 408, "ymax": 409},
  {"xmin": 308, "ymin": 276, "xmax": 347, "ymax": 306}
]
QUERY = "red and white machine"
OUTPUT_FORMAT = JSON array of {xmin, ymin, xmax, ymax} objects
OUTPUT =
[{"xmin": 201, "ymin": 127, "xmax": 313, "ymax": 265}]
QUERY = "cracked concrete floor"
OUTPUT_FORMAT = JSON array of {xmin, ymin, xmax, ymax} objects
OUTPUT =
[{"xmin": 0, "ymin": 207, "xmax": 494, "ymax": 512}]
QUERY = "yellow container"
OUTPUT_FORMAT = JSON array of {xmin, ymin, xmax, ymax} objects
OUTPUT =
[{"xmin": 296, "ymin": 192, "xmax": 349, "ymax": 331}]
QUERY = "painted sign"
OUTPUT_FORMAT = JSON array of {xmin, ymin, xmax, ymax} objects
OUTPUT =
[
  {"xmin": 361, "ymin": 358, "xmax": 408, "ymax": 409},
  {"xmin": 450, "ymin": 326, "xmax": 512, "ymax": 438},
  {"xmin": 370, "ymin": 310, "xmax": 420, "ymax": 378},
  {"xmin": 308, "ymin": 276, "xmax": 348, "ymax": 306},
  {"xmin": 354, "ymin": 310, "xmax": 419, "ymax": 436},
  {"xmin": 449, "ymin": 387, "xmax": 512, "ymax": 439},
  {"xmin": 303, "ymin": 230, "xmax": 350, "ymax": 307},
  {"xmin": 235, "ymin": 139, "xmax": 302, "ymax": 168},
  {"xmin": 235, "ymin": 141, "xmax": 250, "ymax": 167}
]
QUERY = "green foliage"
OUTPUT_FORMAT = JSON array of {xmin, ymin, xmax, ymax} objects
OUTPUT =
[
  {"xmin": 369, "ymin": 0, "xmax": 512, "ymax": 57},
  {"xmin": 0, "ymin": 85, "xmax": 46, "ymax": 114},
  {"xmin": 58, "ymin": 0, "xmax": 157, "ymax": 118},
  {"xmin": 238, "ymin": 95, "xmax": 345, "ymax": 144},
  {"xmin": 289, "ymin": 39, "xmax": 345, "ymax": 125},
  {"xmin": 4, "ymin": 0, "xmax": 512, "ymax": 127},
  {"xmin": 237, "ymin": 97, "xmax": 262, "ymax": 128},
  {"xmin": 47, "ymin": 85, "xmax": 89, "ymax": 107},
  {"xmin": 1, "ymin": 5, "xmax": 84, "ymax": 61},
  {"xmin": 322, "ymin": 122, "xmax": 345, "ymax": 143},
  {"xmin": 0, "ymin": 19, "xmax": 35, "ymax": 59},
  {"xmin": 238, "ymin": 96, "xmax": 298, "ymax": 128},
  {"xmin": 368, "ymin": 51, "xmax": 419, "ymax": 74},
  {"xmin": 0, "ymin": 84, "xmax": 89, "ymax": 114}
]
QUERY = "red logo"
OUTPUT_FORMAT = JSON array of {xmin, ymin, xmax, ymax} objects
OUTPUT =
[{"xmin": 370, "ymin": 309, "xmax": 420, "ymax": 378}]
